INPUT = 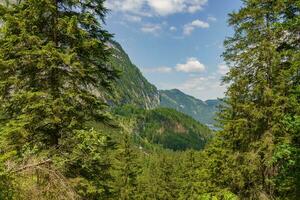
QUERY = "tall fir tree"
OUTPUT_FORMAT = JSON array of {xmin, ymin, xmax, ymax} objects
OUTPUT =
[
  {"xmin": 211, "ymin": 0, "xmax": 300, "ymax": 199},
  {"xmin": 0, "ymin": 0, "xmax": 117, "ymax": 155},
  {"xmin": 177, "ymin": 150, "xmax": 202, "ymax": 200},
  {"xmin": 112, "ymin": 133, "xmax": 141, "ymax": 200},
  {"xmin": 0, "ymin": 0, "xmax": 118, "ymax": 199}
]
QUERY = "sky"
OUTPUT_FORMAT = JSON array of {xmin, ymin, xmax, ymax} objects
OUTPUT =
[{"xmin": 104, "ymin": 0, "xmax": 243, "ymax": 100}]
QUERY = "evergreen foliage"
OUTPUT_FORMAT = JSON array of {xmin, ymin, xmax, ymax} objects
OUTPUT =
[
  {"xmin": 0, "ymin": 0, "xmax": 117, "ymax": 153},
  {"xmin": 207, "ymin": 0, "xmax": 300, "ymax": 199},
  {"xmin": 160, "ymin": 89, "xmax": 221, "ymax": 125},
  {"xmin": 112, "ymin": 133, "xmax": 141, "ymax": 200},
  {"xmin": 0, "ymin": 0, "xmax": 299, "ymax": 199},
  {"xmin": 114, "ymin": 105, "xmax": 212, "ymax": 151}
]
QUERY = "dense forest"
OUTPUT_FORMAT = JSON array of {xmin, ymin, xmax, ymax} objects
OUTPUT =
[{"xmin": 0, "ymin": 0, "xmax": 299, "ymax": 200}]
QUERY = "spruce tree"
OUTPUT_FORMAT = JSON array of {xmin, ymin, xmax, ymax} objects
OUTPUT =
[
  {"xmin": 0, "ymin": 0, "xmax": 117, "ymax": 154},
  {"xmin": 113, "ymin": 133, "xmax": 141, "ymax": 200},
  {"xmin": 0, "ymin": 0, "xmax": 118, "ymax": 198},
  {"xmin": 178, "ymin": 150, "xmax": 202, "ymax": 200},
  {"xmin": 212, "ymin": 0, "xmax": 300, "ymax": 199}
]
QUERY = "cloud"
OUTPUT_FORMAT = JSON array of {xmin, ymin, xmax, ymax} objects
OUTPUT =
[
  {"xmin": 141, "ymin": 24, "xmax": 162, "ymax": 34},
  {"xmin": 143, "ymin": 67, "xmax": 173, "ymax": 73},
  {"xmin": 175, "ymin": 57, "xmax": 206, "ymax": 73},
  {"xmin": 183, "ymin": 19, "xmax": 209, "ymax": 35},
  {"xmin": 124, "ymin": 15, "xmax": 142, "ymax": 22},
  {"xmin": 180, "ymin": 77, "xmax": 208, "ymax": 91},
  {"xmin": 105, "ymin": 0, "xmax": 208, "ymax": 16},
  {"xmin": 105, "ymin": 0, "xmax": 145, "ymax": 14},
  {"xmin": 218, "ymin": 64, "xmax": 229, "ymax": 75},
  {"xmin": 207, "ymin": 16, "xmax": 217, "ymax": 22},
  {"xmin": 144, "ymin": 62, "xmax": 229, "ymax": 100},
  {"xmin": 169, "ymin": 26, "xmax": 177, "ymax": 32},
  {"xmin": 157, "ymin": 74, "xmax": 227, "ymax": 100},
  {"xmin": 143, "ymin": 57, "xmax": 205, "ymax": 74},
  {"xmin": 177, "ymin": 75, "xmax": 227, "ymax": 100}
]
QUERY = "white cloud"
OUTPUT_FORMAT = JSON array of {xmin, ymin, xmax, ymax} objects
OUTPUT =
[
  {"xmin": 143, "ymin": 61, "xmax": 229, "ymax": 100},
  {"xmin": 143, "ymin": 67, "xmax": 173, "ymax": 73},
  {"xmin": 143, "ymin": 57, "xmax": 205, "ymax": 74},
  {"xmin": 183, "ymin": 19, "xmax": 209, "ymax": 35},
  {"xmin": 218, "ymin": 64, "xmax": 229, "ymax": 75},
  {"xmin": 157, "ymin": 74, "xmax": 227, "ymax": 100},
  {"xmin": 141, "ymin": 24, "xmax": 162, "ymax": 34},
  {"xmin": 170, "ymin": 26, "xmax": 177, "ymax": 32},
  {"xmin": 178, "ymin": 75, "xmax": 227, "ymax": 100},
  {"xmin": 147, "ymin": 0, "xmax": 184, "ymax": 16},
  {"xmin": 124, "ymin": 15, "xmax": 142, "ymax": 22},
  {"xmin": 175, "ymin": 57, "xmax": 206, "ymax": 73},
  {"xmin": 208, "ymin": 16, "xmax": 217, "ymax": 22},
  {"xmin": 105, "ymin": 0, "xmax": 208, "ymax": 16},
  {"xmin": 180, "ymin": 77, "xmax": 208, "ymax": 91},
  {"xmin": 105, "ymin": 0, "xmax": 145, "ymax": 13}
]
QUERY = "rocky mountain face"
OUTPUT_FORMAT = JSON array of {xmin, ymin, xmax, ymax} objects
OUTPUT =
[{"xmin": 106, "ymin": 41, "xmax": 160, "ymax": 109}]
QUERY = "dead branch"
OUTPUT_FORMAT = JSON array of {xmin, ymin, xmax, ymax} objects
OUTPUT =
[{"xmin": 12, "ymin": 159, "xmax": 52, "ymax": 173}]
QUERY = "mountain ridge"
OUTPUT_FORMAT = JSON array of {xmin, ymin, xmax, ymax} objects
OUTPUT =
[
  {"xmin": 159, "ymin": 89, "xmax": 220, "ymax": 125},
  {"xmin": 106, "ymin": 40, "xmax": 220, "ymax": 125}
]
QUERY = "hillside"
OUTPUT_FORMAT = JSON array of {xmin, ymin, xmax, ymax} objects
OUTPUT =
[
  {"xmin": 104, "ymin": 41, "xmax": 220, "ymax": 128},
  {"xmin": 159, "ymin": 89, "xmax": 221, "ymax": 125},
  {"xmin": 113, "ymin": 105, "xmax": 212, "ymax": 151},
  {"xmin": 106, "ymin": 41, "xmax": 160, "ymax": 109}
]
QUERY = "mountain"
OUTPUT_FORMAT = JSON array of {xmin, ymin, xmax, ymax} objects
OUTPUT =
[
  {"xmin": 159, "ymin": 89, "xmax": 221, "ymax": 125},
  {"xmin": 113, "ymin": 105, "xmax": 212, "ymax": 151},
  {"xmin": 105, "ymin": 41, "xmax": 220, "ymax": 126},
  {"xmin": 106, "ymin": 41, "xmax": 160, "ymax": 109}
]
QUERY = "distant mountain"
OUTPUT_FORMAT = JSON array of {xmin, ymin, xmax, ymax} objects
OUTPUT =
[
  {"xmin": 105, "ymin": 41, "xmax": 160, "ymax": 109},
  {"xmin": 159, "ymin": 89, "xmax": 221, "ymax": 125},
  {"xmin": 114, "ymin": 105, "xmax": 212, "ymax": 151},
  {"xmin": 103, "ymin": 41, "xmax": 220, "ymax": 127}
]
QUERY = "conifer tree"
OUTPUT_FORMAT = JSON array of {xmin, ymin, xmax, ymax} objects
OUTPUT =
[
  {"xmin": 0, "ymin": 0, "xmax": 117, "ymax": 154},
  {"xmin": 212, "ymin": 0, "xmax": 300, "ymax": 199},
  {"xmin": 152, "ymin": 152, "xmax": 178, "ymax": 200},
  {"xmin": 0, "ymin": 0, "xmax": 118, "ymax": 198},
  {"xmin": 113, "ymin": 133, "xmax": 141, "ymax": 200}
]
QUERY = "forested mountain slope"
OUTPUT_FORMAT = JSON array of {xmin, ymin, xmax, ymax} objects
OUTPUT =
[
  {"xmin": 113, "ymin": 105, "xmax": 212, "ymax": 151},
  {"xmin": 104, "ymin": 41, "xmax": 219, "ymax": 125},
  {"xmin": 105, "ymin": 41, "xmax": 160, "ymax": 109},
  {"xmin": 160, "ymin": 89, "xmax": 220, "ymax": 125}
]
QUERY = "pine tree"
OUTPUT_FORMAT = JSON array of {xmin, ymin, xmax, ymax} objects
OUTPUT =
[
  {"xmin": 0, "ymin": 0, "xmax": 117, "ymax": 154},
  {"xmin": 152, "ymin": 152, "xmax": 178, "ymax": 200},
  {"xmin": 178, "ymin": 150, "xmax": 202, "ymax": 200},
  {"xmin": 212, "ymin": 0, "xmax": 300, "ymax": 199},
  {"xmin": 0, "ymin": 0, "xmax": 118, "ymax": 198},
  {"xmin": 113, "ymin": 133, "xmax": 141, "ymax": 200}
]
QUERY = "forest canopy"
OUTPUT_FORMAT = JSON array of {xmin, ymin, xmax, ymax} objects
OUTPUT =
[{"xmin": 0, "ymin": 0, "xmax": 299, "ymax": 200}]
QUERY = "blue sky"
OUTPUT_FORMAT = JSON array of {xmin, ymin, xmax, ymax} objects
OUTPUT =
[{"xmin": 104, "ymin": 0, "xmax": 243, "ymax": 100}]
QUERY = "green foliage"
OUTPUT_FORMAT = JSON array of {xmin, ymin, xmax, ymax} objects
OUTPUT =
[
  {"xmin": 0, "ymin": 0, "xmax": 117, "ymax": 155},
  {"xmin": 105, "ymin": 41, "xmax": 160, "ymax": 109},
  {"xmin": 112, "ymin": 133, "xmax": 141, "ymax": 200},
  {"xmin": 0, "ymin": 164, "xmax": 15, "ymax": 200},
  {"xmin": 114, "ymin": 105, "xmax": 212, "ymax": 151},
  {"xmin": 0, "ymin": 0, "xmax": 117, "ymax": 199},
  {"xmin": 0, "ymin": 0, "xmax": 299, "ymax": 199},
  {"xmin": 160, "ymin": 89, "xmax": 221, "ymax": 125},
  {"xmin": 59, "ymin": 129, "xmax": 115, "ymax": 200},
  {"xmin": 207, "ymin": 0, "xmax": 300, "ymax": 199}
]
